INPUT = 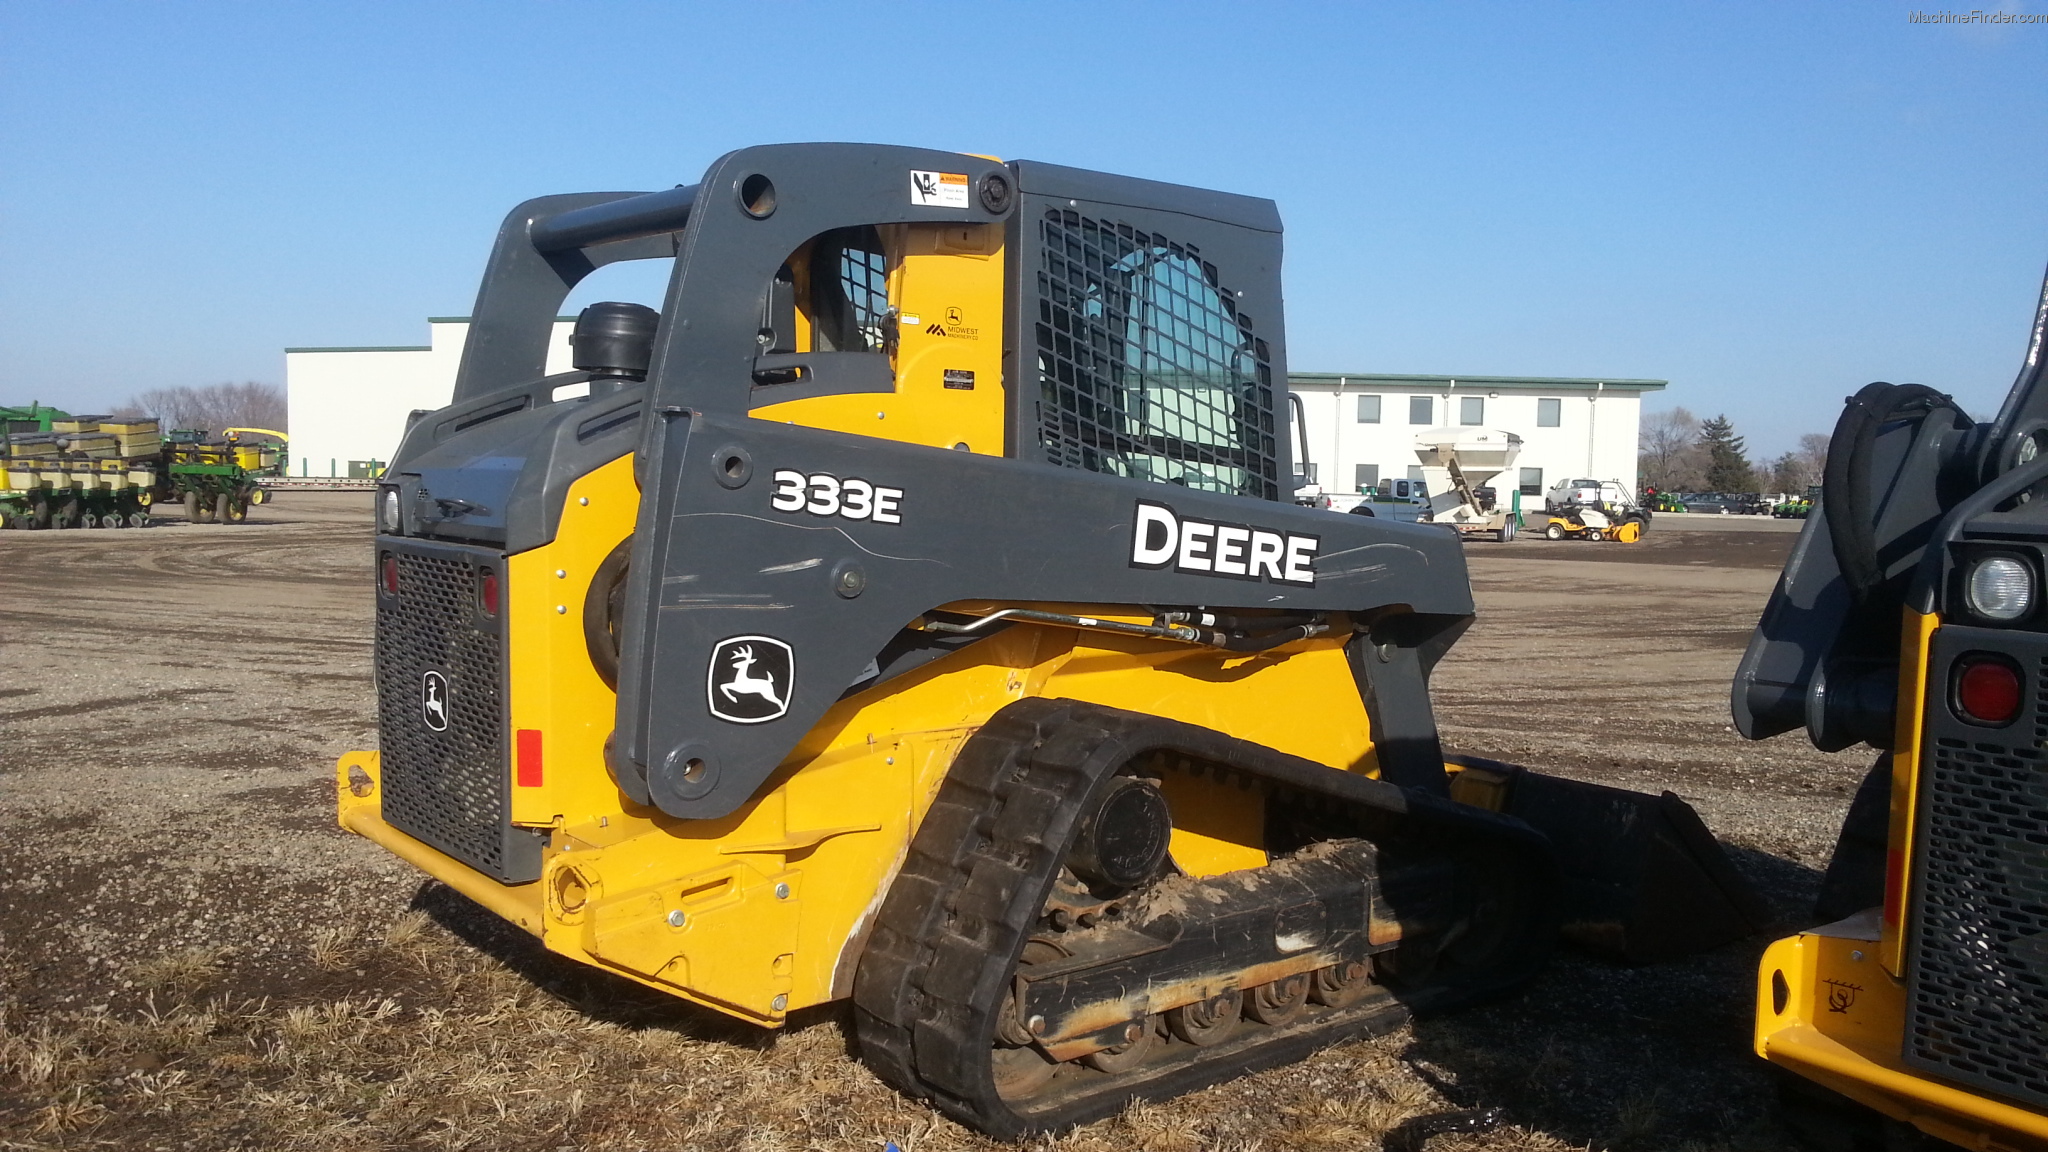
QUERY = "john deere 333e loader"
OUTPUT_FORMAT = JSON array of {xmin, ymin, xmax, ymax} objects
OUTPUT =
[{"xmin": 339, "ymin": 144, "xmax": 1763, "ymax": 1137}]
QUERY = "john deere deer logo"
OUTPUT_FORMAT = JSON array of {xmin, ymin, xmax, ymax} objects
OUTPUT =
[
  {"xmin": 420, "ymin": 670, "xmax": 450, "ymax": 732},
  {"xmin": 706, "ymin": 636, "xmax": 794, "ymax": 724}
]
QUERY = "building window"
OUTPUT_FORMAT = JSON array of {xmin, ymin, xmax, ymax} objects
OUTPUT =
[
  {"xmin": 1356, "ymin": 394, "xmax": 1381, "ymax": 423},
  {"xmin": 1519, "ymin": 467, "xmax": 1543, "ymax": 496},
  {"xmin": 1407, "ymin": 465, "xmax": 1425, "ymax": 483},
  {"xmin": 1408, "ymin": 396, "xmax": 1432, "ymax": 425},
  {"xmin": 1355, "ymin": 463, "xmax": 1379, "ymax": 492},
  {"xmin": 1537, "ymin": 398, "xmax": 1561, "ymax": 427},
  {"xmin": 1459, "ymin": 396, "xmax": 1484, "ymax": 426}
]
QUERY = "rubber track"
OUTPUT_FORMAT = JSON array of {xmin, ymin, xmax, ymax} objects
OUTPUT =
[{"xmin": 851, "ymin": 697, "xmax": 1557, "ymax": 1138}]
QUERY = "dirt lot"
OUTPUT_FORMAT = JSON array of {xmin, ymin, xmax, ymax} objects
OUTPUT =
[{"xmin": 0, "ymin": 497, "xmax": 1872, "ymax": 1151}]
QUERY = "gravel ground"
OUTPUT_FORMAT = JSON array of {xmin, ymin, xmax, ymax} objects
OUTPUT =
[{"xmin": 0, "ymin": 496, "xmax": 1868, "ymax": 1150}]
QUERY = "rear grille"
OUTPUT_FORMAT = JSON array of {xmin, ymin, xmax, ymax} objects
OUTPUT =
[
  {"xmin": 374, "ymin": 541, "xmax": 539, "ymax": 882},
  {"xmin": 1906, "ymin": 717, "xmax": 2048, "ymax": 1109}
]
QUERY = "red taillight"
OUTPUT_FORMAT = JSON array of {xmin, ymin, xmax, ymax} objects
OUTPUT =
[
  {"xmin": 1955, "ymin": 657, "xmax": 2022, "ymax": 725},
  {"xmin": 515, "ymin": 728, "xmax": 542, "ymax": 787},
  {"xmin": 479, "ymin": 569, "xmax": 499, "ymax": 616},
  {"xmin": 380, "ymin": 553, "xmax": 399, "ymax": 595}
]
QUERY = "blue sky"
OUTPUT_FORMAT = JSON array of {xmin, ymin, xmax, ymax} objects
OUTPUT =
[{"xmin": 2, "ymin": 1, "xmax": 2044, "ymax": 457}]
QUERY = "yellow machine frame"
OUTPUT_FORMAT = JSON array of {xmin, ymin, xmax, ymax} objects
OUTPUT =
[
  {"xmin": 338, "ymin": 219, "xmax": 1386, "ymax": 1027},
  {"xmin": 1753, "ymin": 609, "xmax": 2048, "ymax": 1149}
]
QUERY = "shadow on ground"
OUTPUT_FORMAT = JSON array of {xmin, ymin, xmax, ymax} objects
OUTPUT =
[
  {"xmin": 412, "ymin": 881, "xmax": 793, "ymax": 1046},
  {"xmin": 1392, "ymin": 851, "xmax": 1825, "ymax": 1149}
]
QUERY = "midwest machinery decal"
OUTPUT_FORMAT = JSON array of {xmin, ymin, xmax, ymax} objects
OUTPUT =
[{"xmin": 1129, "ymin": 500, "xmax": 1318, "ymax": 586}]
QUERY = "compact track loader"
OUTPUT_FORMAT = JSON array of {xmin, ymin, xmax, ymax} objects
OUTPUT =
[
  {"xmin": 338, "ymin": 144, "xmax": 1764, "ymax": 1137},
  {"xmin": 1735, "ymin": 263, "xmax": 2048, "ymax": 1149}
]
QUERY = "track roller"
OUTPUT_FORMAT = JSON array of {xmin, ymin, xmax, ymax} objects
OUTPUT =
[{"xmin": 853, "ymin": 698, "xmax": 1559, "ymax": 1138}]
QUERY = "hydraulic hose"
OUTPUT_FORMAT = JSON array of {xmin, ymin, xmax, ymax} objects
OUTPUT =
[
  {"xmin": 1822, "ymin": 382, "xmax": 1966, "ymax": 606},
  {"xmin": 583, "ymin": 535, "xmax": 633, "ymax": 691}
]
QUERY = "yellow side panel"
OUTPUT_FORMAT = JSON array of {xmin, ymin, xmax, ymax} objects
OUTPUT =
[
  {"xmin": 1157, "ymin": 766, "xmax": 1269, "ymax": 876},
  {"xmin": 530, "ymin": 621, "xmax": 1375, "ymax": 1022},
  {"xmin": 360, "ymin": 451, "xmax": 1384, "ymax": 1029},
  {"xmin": 505, "ymin": 453, "xmax": 640, "ymax": 828},
  {"xmin": 1034, "ymin": 629, "xmax": 1376, "ymax": 777},
  {"xmin": 539, "ymin": 625, "xmax": 1057, "ymax": 1021},
  {"xmin": 1882, "ymin": 607, "xmax": 1939, "ymax": 976},
  {"xmin": 1757, "ymin": 929, "xmax": 2048, "ymax": 1147},
  {"xmin": 750, "ymin": 223, "xmax": 1006, "ymax": 455}
]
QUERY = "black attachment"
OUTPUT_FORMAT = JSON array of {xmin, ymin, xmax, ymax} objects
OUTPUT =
[
  {"xmin": 1732, "ymin": 380, "xmax": 1975, "ymax": 749},
  {"xmin": 1825, "ymin": 382, "xmax": 1969, "ymax": 608},
  {"xmin": 1448, "ymin": 754, "xmax": 1772, "ymax": 963},
  {"xmin": 570, "ymin": 302, "xmax": 659, "ymax": 392},
  {"xmin": 1067, "ymin": 776, "xmax": 1172, "ymax": 891}
]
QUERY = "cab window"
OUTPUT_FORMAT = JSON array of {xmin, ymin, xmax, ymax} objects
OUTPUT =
[{"xmin": 760, "ymin": 225, "xmax": 897, "ymax": 356}]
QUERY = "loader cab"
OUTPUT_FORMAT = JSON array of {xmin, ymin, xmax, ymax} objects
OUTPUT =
[
  {"xmin": 744, "ymin": 218, "xmax": 1008, "ymax": 456},
  {"xmin": 369, "ymin": 143, "xmax": 1307, "ymax": 848}
]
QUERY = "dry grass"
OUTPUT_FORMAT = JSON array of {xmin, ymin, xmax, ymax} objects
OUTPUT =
[
  {"xmin": 0, "ymin": 902, "xmax": 1690, "ymax": 1152},
  {"xmin": 128, "ymin": 947, "xmax": 228, "ymax": 999}
]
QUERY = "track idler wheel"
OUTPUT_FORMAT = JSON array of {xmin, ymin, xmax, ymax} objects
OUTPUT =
[
  {"xmin": 1166, "ymin": 991, "xmax": 1242, "ymax": 1045},
  {"xmin": 1079, "ymin": 1016, "xmax": 1159, "ymax": 1073},
  {"xmin": 1245, "ymin": 973, "xmax": 1312, "ymax": 1024},
  {"xmin": 1067, "ymin": 775, "xmax": 1171, "ymax": 892},
  {"xmin": 1310, "ymin": 960, "xmax": 1374, "ymax": 1008}
]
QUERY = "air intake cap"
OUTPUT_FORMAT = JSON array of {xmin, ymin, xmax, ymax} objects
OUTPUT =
[{"xmin": 570, "ymin": 302, "xmax": 659, "ymax": 380}]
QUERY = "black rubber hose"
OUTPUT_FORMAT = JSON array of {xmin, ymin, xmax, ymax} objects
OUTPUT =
[
  {"xmin": 1191, "ymin": 624, "xmax": 1326, "ymax": 652},
  {"xmin": 1823, "ymin": 382, "xmax": 1962, "ymax": 606},
  {"xmin": 583, "ymin": 535, "xmax": 633, "ymax": 691}
]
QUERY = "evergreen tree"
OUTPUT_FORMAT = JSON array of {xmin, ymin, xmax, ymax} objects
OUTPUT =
[{"xmin": 1699, "ymin": 414, "xmax": 1755, "ymax": 492}]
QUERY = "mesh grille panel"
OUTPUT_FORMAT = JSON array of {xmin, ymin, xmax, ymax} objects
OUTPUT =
[
  {"xmin": 1034, "ymin": 209, "xmax": 1279, "ymax": 499},
  {"xmin": 840, "ymin": 240, "xmax": 889, "ymax": 351},
  {"xmin": 808, "ymin": 226, "xmax": 891, "ymax": 354},
  {"xmin": 1906, "ymin": 723, "xmax": 2048, "ymax": 1110},
  {"xmin": 374, "ymin": 547, "xmax": 514, "ymax": 879}
]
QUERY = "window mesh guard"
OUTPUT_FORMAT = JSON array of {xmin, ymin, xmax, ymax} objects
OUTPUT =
[
  {"xmin": 809, "ymin": 226, "xmax": 892, "ymax": 353},
  {"xmin": 1034, "ymin": 209, "xmax": 1279, "ymax": 499}
]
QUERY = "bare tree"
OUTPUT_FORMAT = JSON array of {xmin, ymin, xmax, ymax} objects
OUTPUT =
[
  {"xmin": 1638, "ymin": 406, "xmax": 1707, "ymax": 491},
  {"xmin": 1758, "ymin": 433, "xmax": 1831, "ymax": 496},
  {"xmin": 1798, "ymin": 432, "xmax": 1829, "ymax": 486},
  {"xmin": 125, "ymin": 382, "xmax": 286, "ymax": 435}
]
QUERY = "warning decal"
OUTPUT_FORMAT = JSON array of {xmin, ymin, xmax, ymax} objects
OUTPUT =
[{"xmin": 911, "ymin": 170, "xmax": 970, "ymax": 208}]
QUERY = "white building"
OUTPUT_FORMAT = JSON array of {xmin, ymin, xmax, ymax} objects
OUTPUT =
[
  {"xmin": 285, "ymin": 317, "xmax": 577, "ymax": 479},
  {"xmin": 288, "ymin": 326, "xmax": 1666, "ymax": 500},
  {"xmin": 1288, "ymin": 373, "xmax": 1666, "ymax": 508}
]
